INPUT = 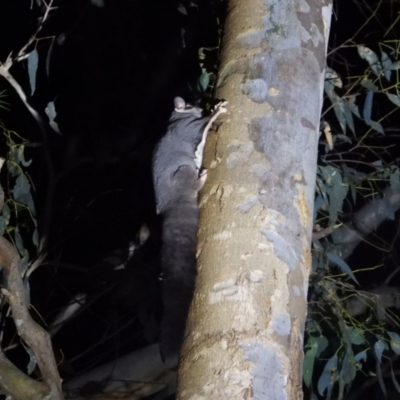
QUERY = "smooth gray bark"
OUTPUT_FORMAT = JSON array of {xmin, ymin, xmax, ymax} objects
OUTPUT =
[{"xmin": 177, "ymin": 1, "xmax": 332, "ymax": 399}]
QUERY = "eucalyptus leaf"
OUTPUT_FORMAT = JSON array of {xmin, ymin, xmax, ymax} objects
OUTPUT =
[
  {"xmin": 28, "ymin": 50, "xmax": 39, "ymax": 96},
  {"xmin": 386, "ymin": 93, "xmax": 400, "ymax": 107},
  {"xmin": 17, "ymin": 145, "xmax": 32, "ymax": 167},
  {"xmin": 199, "ymin": 71, "xmax": 210, "ymax": 92},
  {"xmin": 325, "ymin": 88, "xmax": 346, "ymax": 134},
  {"xmin": 340, "ymin": 353, "xmax": 356, "ymax": 385},
  {"xmin": 357, "ymin": 45, "xmax": 382, "ymax": 76},
  {"xmin": 363, "ymin": 91, "xmax": 373, "ymax": 122},
  {"xmin": 328, "ymin": 174, "xmax": 348, "ymax": 224},
  {"xmin": 303, "ymin": 337, "xmax": 318, "ymax": 387},
  {"xmin": 13, "ymin": 174, "xmax": 31, "ymax": 201},
  {"xmin": 26, "ymin": 347, "xmax": 37, "ymax": 375},
  {"xmin": 318, "ymin": 166, "xmax": 348, "ymax": 224},
  {"xmin": 360, "ymin": 78, "xmax": 378, "ymax": 91},
  {"xmin": 348, "ymin": 98, "xmax": 361, "ymax": 118},
  {"xmin": 326, "ymin": 251, "xmax": 359, "ymax": 284},
  {"xmin": 325, "ymin": 67, "xmax": 343, "ymax": 88},
  {"xmin": 45, "ymin": 102, "xmax": 62, "ymax": 135},
  {"xmin": 326, "ymin": 369, "xmax": 339, "ymax": 400},
  {"xmin": 388, "ymin": 60, "xmax": 400, "ymax": 70},
  {"xmin": 349, "ymin": 327, "xmax": 365, "ymax": 345},
  {"xmin": 374, "ymin": 338, "xmax": 387, "ymax": 362},
  {"xmin": 46, "ymin": 101, "xmax": 57, "ymax": 120},
  {"xmin": 316, "ymin": 336, "xmax": 329, "ymax": 357},
  {"xmin": 354, "ymin": 350, "xmax": 367, "ymax": 362},
  {"xmin": 318, "ymin": 354, "xmax": 338, "ymax": 396},
  {"xmin": 358, "ymin": 46, "xmax": 378, "ymax": 63},
  {"xmin": 367, "ymin": 120, "xmax": 384, "ymax": 134},
  {"xmin": 388, "ymin": 331, "xmax": 400, "ymax": 355},
  {"xmin": 16, "ymin": 191, "xmax": 36, "ymax": 215},
  {"xmin": 381, "ymin": 51, "xmax": 392, "ymax": 81},
  {"xmin": 319, "ymin": 165, "xmax": 336, "ymax": 186}
]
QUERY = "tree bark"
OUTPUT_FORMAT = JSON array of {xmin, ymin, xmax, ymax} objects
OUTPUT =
[{"xmin": 177, "ymin": 0, "xmax": 332, "ymax": 399}]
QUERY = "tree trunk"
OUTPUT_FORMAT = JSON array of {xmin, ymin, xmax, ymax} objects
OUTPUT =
[{"xmin": 177, "ymin": 0, "xmax": 332, "ymax": 399}]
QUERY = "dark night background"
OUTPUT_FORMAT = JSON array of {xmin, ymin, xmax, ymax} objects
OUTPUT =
[
  {"xmin": 0, "ymin": 0, "xmax": 224, "ymax": 380},
  {"xmin": 1, "ymin": 0, "xmax": 400, "ymax": 398}
]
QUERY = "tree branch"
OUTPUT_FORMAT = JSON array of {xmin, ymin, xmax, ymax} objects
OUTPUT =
[
  {"xmin": 0, "ymin": 161, "xmax": 64, "ymax": 399},
  {"xmin": 336, "ymin": 186, "xmax": 400, "ymax": 260},
  {"xmin": 0, "ymin": 351, "xmax": 49, "ymax": 399}
]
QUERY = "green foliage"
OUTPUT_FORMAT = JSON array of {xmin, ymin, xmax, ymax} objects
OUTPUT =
[
  {"xmin": 304, "ymin": 325, "xmax": 329, "ymax": 388},
  {"xmin": 310, "ymin": 158, "xmax": 400, "ymax": 397},
  {"xmin": 0, "ymin": 123, "xmax": 38, "ymax": 272},
  {"xmin": 308, "ymin": 6, "xmax": 400, "ymax": 398},
  {"xmin": 316, "ymin": 165, "xmax": 349, "ymax": 225},
  {"xmin": 197, "ymin": 47, "xmax": 219, "ymax": 96}
]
